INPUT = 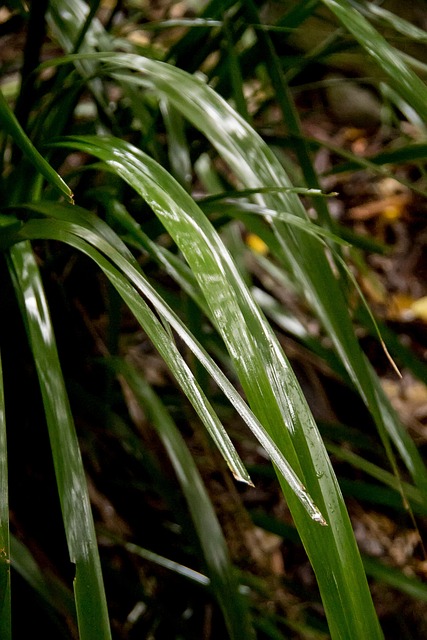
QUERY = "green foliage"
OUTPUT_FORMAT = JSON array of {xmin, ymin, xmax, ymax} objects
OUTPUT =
[{"xmin": 1, "ymin": 1, "xmax": 427, "ymax": 638}]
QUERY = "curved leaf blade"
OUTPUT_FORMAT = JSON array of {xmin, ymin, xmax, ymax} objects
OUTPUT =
[
  {"xmin": 320, "ymin": 0, "xmax": 427, "ymax": 122},
  {"xmin": 98, "ymin": 53, "xmax": 427, "ymax": 500}
]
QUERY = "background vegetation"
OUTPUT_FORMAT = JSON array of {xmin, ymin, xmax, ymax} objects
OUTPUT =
[{"xmin": 1, "ymin": 0, "xmax": 427, "ymax": 638}]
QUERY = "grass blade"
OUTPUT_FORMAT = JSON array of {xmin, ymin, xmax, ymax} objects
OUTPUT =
[
  {"xmin": 363, "ymin": 555, "xmax": 427, "ymax": 603},
  {"xmin": 326, "ymin": 443, "xmax": 427, "ymax": 515},
  {"xmin": 7, "ymin": 242, "xmax": 111, "ymax": 640},
  {"xmin": 14, "ymin": 201, "xmax": 331, "ymax": 521},
  {"xmin": 118, "ymin": 540, "xmax": 210, "ymax": 587},
  {"xmin": 15, "ymin": 195, "xmax": 332, "ymax": 524},
  {"xmin": 14, "ymin": 209, "xmax": 332, "ymax": 521}
]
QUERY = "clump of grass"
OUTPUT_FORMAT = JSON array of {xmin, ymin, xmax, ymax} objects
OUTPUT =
[{"xmin": 1, "ymin": 1, "xmax": 427, "ymax": 638}]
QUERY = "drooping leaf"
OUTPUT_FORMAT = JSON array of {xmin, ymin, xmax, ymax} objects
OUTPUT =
[
  {"xmin": 12, "ymin": 216, "xmax": 251, "ymax": 487},
  {"xmin": 96, "ymin": 53, "xmax": 427, "ymax": 501}
]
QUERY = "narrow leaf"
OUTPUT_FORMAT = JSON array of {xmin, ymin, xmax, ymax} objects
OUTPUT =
[
  {"xmin": 12, "ymin": 219, "xmax": 251, "ymax": 486},
  {"xmin": 7, "ymin": 242, "xmax": 111, "ymax": 640},
  {"xmin": 100, "ymin": 54, "xmax": 427, "ymax": 500}
]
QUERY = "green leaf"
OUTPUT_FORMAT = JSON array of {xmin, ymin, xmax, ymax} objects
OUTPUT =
[
  {"xmin": 7, "ymin": 242, "xmax": 110, "ymax": 640},
  {"xmin": 113, "ymin": 537, "xmax": 211, "ymax": 586},
  {"xmin": 327, "ymin": 443, "xmax": 427, "ymax": 516},
  {"xmin": 363, "ymin": 555, "xmax": 427, "ymax": 603},
  {"xmin": 364, "ymin": 2, "xmax": 427, "ymax": 42},
  {"xmin": 328, "ymin": 143, "xmax": 427, "ymax": 176},
  {"xmin": 106, "ymin": 53, "xmax": 426, "ymax": 499}
]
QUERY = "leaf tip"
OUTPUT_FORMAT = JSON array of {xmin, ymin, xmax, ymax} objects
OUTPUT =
[
  {"xmin": 231, "ymin": 469, "xmax": 254, "ymax": 487},
  {"xmin": 314, "ymin": 512, "xmax": 328, "ymax": 527}
]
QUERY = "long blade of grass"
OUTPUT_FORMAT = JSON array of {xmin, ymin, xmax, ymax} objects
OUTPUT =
[
  {"xmin": 15, "ymin": 201, "xmax": 332, "ymax": 513},
  {"xmin": 44, "ymin": 0, "xmax": 425, "ymax": 489},
  {"xmin": 7, "ymin": 242, "xmax": 111, "ymax": 640},
  {"xmin": 118, "ymin": 540, "xmax": 210, "ymax": 587},
  {"xmin": 0, "ymin": 346, "xmax": 10, "ymax": 640},
  {"xmin": 200, "ymin": 198, "xmax": 350, "ymax": 245},
  {"xmin": 109, "ymin": 357, "xmax": 255, "ymax": 639},
  {"xmin": 40, "ymin": 133, "xmax": 382, "ymax": 638},
  {"xmin": 25, "ymin": 5, "xmax": 427, "ymax": 634},
  {"xmin": 326, "ymin": 443, "xmax": 427, "ymax": 515},
  {"xmin": 364, "ymin": 2, "xmax": 427, "ymax": 42},
  {"xmin": 328, "ymin": 142, "xmax": 427, "ymax": 176}
]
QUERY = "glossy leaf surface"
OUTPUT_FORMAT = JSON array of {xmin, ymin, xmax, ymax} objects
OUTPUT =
[{"xmin": 7, "ymin": 242, "xmax": 111, "ymax": 640}]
